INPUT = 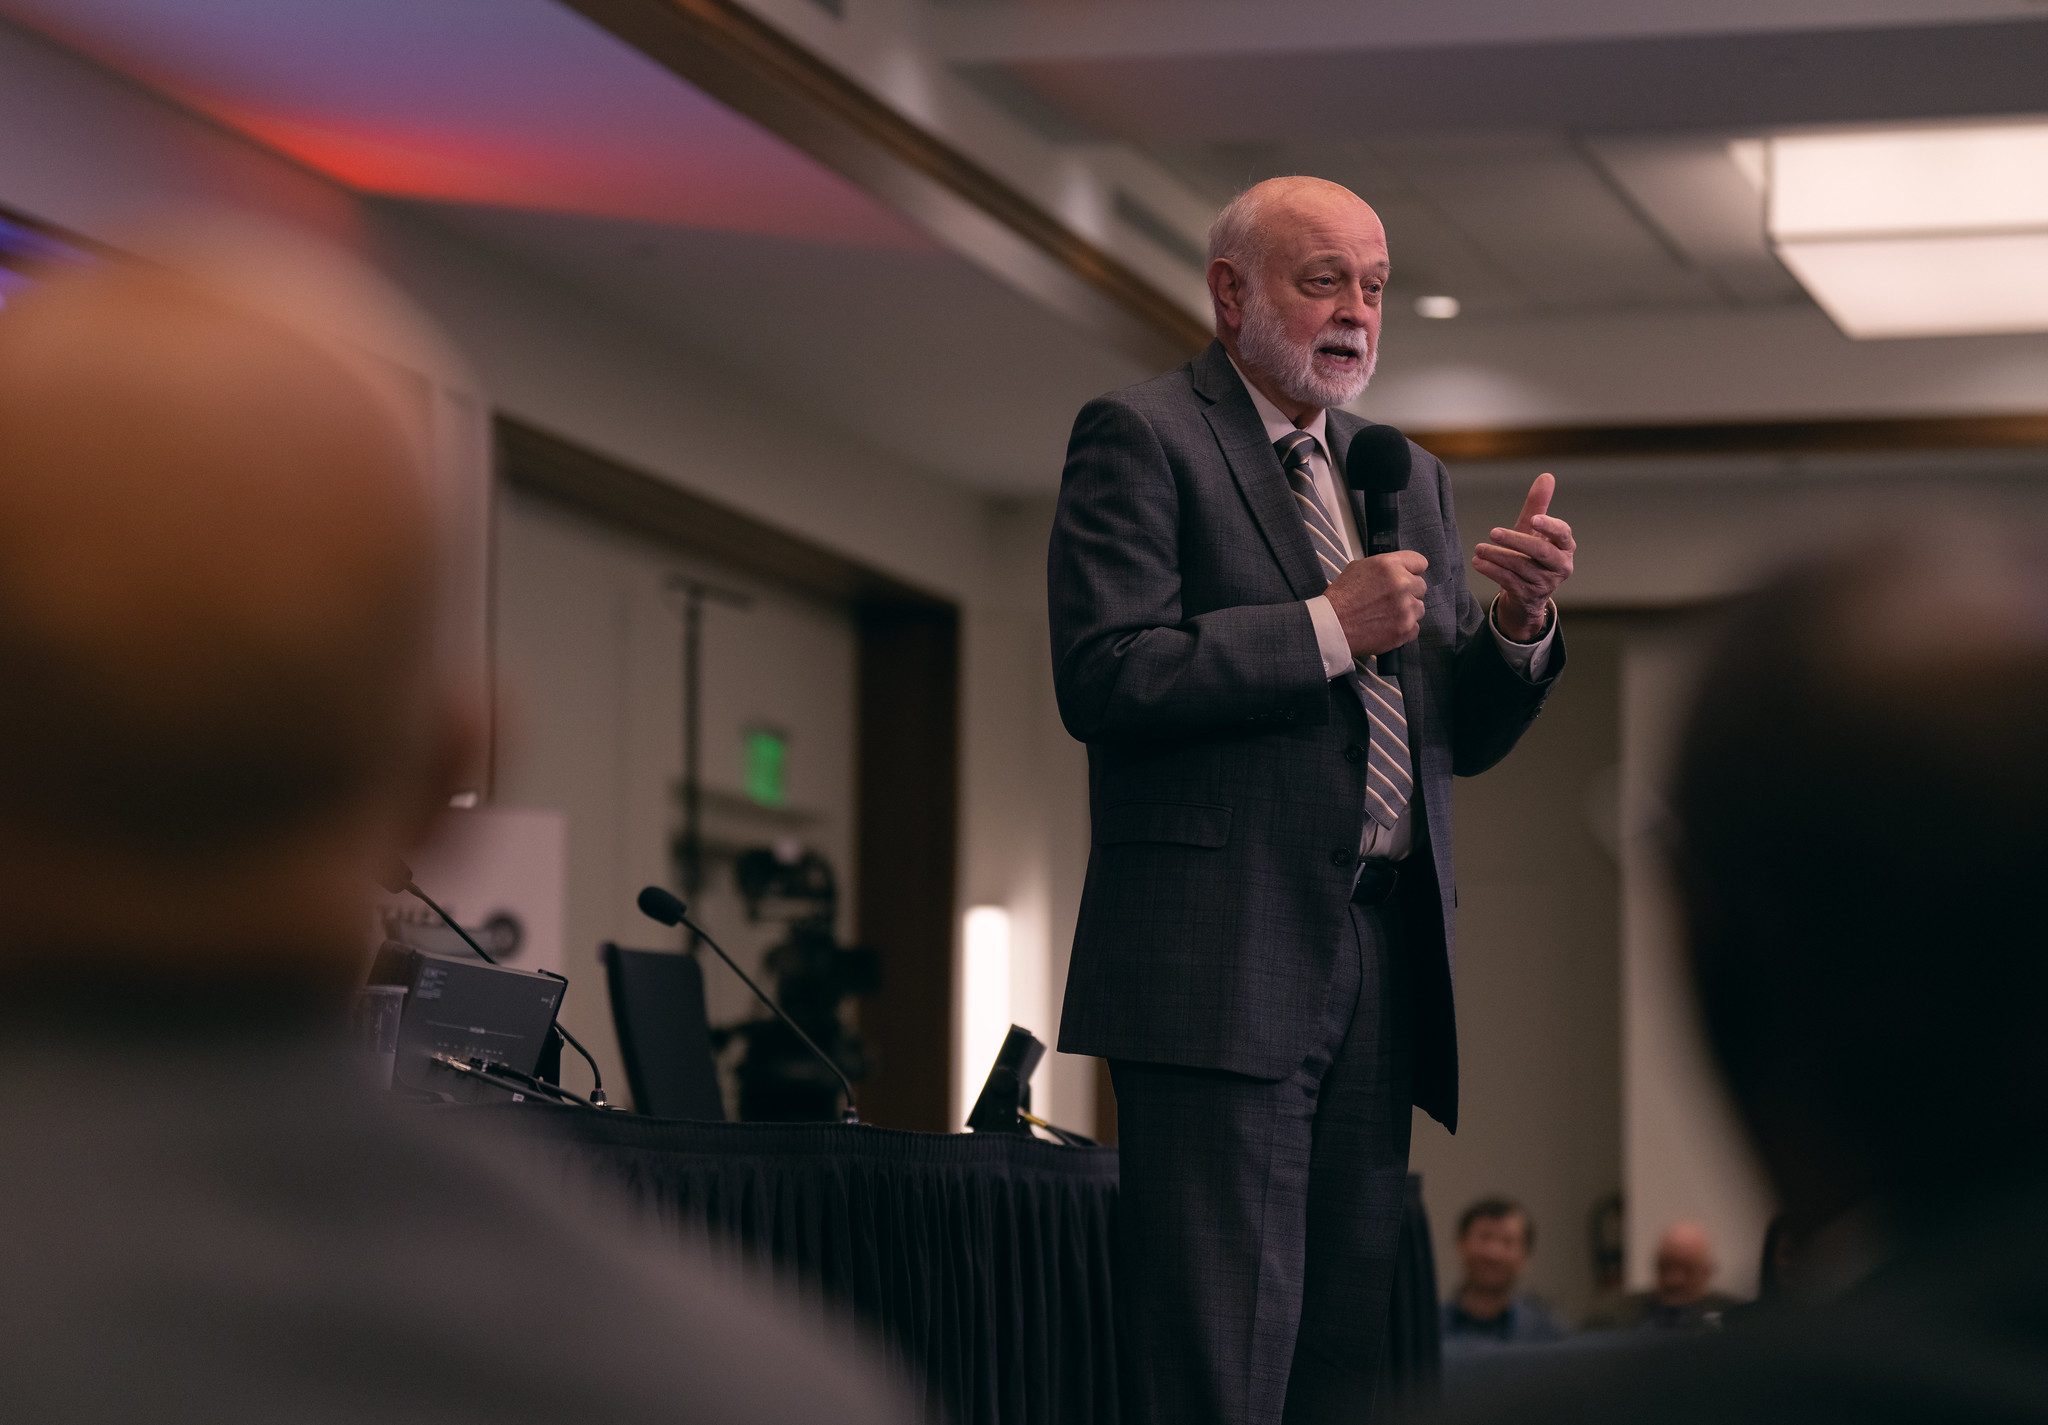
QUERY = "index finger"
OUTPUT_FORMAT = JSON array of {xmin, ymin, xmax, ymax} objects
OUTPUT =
[
  {"xmin": 1515, "ymin": 472, "xmax": 1556, "ymax": 533},
  {"xmin": 1395, "ymin": 550, "xmax": 1429, "ymax": 573}
]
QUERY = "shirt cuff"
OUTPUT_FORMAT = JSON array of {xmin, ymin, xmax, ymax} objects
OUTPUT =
[
  {"xmin": 1489, "ymin": 596, "xmax": 1557, "ymax": 681},
  {"xmin": 1305, "ymin": 596, "xmax": 1355, "ymax": 680}
]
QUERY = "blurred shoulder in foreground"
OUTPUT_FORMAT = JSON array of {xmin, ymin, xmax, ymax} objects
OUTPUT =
[
  {"xmin": 1421, "ymin": 525, "xmax": 2048, "ymax": 1424},
  {"xmin": 0, "ymin": 253, "xmax": 907, "ymax": 1422}
]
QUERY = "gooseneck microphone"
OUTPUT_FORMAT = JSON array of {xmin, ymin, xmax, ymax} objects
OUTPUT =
[
  {"xmin": 382, "ymin": 857, "xmax": 610, "ymax": 1108},
  {"xmin": 1343, "ymin": 423, "xmax": 1415, "ymax": 677},
  {"xmin": 636, "ymin": 885, "xmax": 858, "ymax": 1124}
]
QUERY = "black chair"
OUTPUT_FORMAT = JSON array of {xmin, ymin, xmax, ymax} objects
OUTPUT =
[{"xmin": 599, "ymin": 943, "xmax": 725, "ymax": 1120}]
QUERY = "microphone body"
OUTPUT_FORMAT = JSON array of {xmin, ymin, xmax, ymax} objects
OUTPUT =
[
  {"xmin": 1343, "ymin": 424, "xmax": 1415, "ymax": 678},
  {"xmin": 636, "ymin": 886, "xmax": 858, "ymax": 1123}
]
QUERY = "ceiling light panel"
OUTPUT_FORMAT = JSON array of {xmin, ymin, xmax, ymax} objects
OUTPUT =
[
  {"xmin": 1764, "ymin": 123, "xmax": 2048, "ymax": 339},
  {"xmin": 1769, "ymin": 125, "xmax": 2048, "ymax": 239},
  {"xmin": 1774, "ymin": 233, "xmax": 2048, "ymax": 340}
]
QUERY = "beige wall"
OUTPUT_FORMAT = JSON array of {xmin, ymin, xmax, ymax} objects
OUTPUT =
[
  {"xmin": 1410, "ymin": 619, "xmax": 1624, "ymax": 1324},
  {"xmin": 490, "ymin": 488, "xmax": 859, "ymax": 1112},
  {"xmin": 1617, "ymin": 624, "xmax": 1776, "ymax": 1300},
  {"xmin": 959, "ymin": 496, "xmax": 1094, "ymax": 1131}
]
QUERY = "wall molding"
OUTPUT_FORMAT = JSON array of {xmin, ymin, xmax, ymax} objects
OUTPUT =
[
  {"xmin": 1409, "ymin": 412, "xmax": 2048, "ymax": 462},
  {"xmin": 561, "ymin": 0, "xmax": 1212, "ymax": 369},
  {"xmin": 498, "ymin": 415, "xmax": 949, "ymax": 610}
]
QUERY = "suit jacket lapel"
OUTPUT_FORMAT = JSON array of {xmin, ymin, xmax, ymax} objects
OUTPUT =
[{"xmin": 1193, "ymin": 342, "xmax": 1325, "ymax": 600}]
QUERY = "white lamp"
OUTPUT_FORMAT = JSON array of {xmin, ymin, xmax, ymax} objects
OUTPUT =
[{"xmin": 960, "ymin": 905, "xmax": 1012, "ymax": 1128}]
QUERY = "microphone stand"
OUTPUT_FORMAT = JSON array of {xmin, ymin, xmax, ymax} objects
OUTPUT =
[{"xmin": 639, "ymin": 888, "xmax": 857, "ymax": 1124}]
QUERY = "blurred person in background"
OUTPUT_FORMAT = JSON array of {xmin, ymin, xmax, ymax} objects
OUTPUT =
[
  {"xmin": 1440, "ymin": 1198, "xmax": 1571, "ymax": 1352},
  {"xmin": 1580, "ymin": 1221, "xmax": 1739, "ymax": 1332},
  {"xmin": 1427, "ymin": 526, "xmax": 2048, "ymax": 1423},
  {"xmin": 0, "ymin": 256, "xmax": 907, "ymax": 1423}
]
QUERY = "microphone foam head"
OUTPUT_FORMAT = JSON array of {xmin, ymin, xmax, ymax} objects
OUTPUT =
[
  {"xmin": 375, "ymin": 858, "xmax": 414, "ymax": 895},
  {"xmin": 636, "ymin": 885, "xmax": 687, "ymax": 927},
  {"xmin": 1345, "ymin": 423, "xmax": 1413, "ymax": 495}
]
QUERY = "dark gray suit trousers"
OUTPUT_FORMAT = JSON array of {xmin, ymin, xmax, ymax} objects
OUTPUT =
[{"xmin": 1111, "ymin": 895, "xmax": 1414, "ymax": 1425}]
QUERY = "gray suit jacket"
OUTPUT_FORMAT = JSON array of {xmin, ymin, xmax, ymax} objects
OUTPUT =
[{"xmin": 1049, "ymin": 341, "xmax": 1562, "ymax": 1129}]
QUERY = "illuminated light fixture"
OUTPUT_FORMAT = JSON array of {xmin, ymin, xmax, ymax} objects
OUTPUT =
[
  {"xmin": 1750, "ymin": 124, "xmax": 2048, "ymax": 339},
  {"xmin": 1414, "ymin": 294, "xmax": 1461, "ymax": 319},
  {"xmin": 959, "ymin": 905, "xmax": 1012, "ymax": 1127}
]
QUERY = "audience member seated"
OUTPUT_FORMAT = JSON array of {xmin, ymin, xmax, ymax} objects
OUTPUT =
[
  {"xmin": 1441, "ymin": 1198, "xmax": 1572, "ymax": 1351},
  {"xmin": 1580, "ymin": 1222, "xmax": 1740, "ymax": 1332},
  {"xmin": 1424, "ymin": 526, "xmax": 2048, "ymax": 1422},
  {"xmin": 0, "ymin": 255, "xmax": 907, "ymax": 1422}
]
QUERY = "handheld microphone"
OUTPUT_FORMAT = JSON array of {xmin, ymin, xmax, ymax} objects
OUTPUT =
[
  {"xmin": 636, "ymin": 885, "xmax": 858, "ymax": 1123},
  {"xmin": 381, "ymin": 856, "xmax": 610, "ymax": 1107},
  {"xmin": 1344, "ymin": 423, "xmax": 1415, "ymax": 678}
]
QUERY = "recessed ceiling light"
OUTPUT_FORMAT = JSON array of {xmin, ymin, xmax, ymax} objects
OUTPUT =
[
  {"xmin": 1414, "ymin": 295, "xmax": 1460, "ymax": 319},
  {"xmin": 1761, "ymin": 123, "xmax": 2048, "ymax": 339}
]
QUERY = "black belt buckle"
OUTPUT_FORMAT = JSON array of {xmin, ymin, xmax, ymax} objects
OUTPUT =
[{"xmin": 1351, "ymin": 860, "xmax": 1400, "ymax": 906}]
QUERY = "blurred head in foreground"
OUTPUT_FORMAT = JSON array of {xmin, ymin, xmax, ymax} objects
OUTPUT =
[
  {"xmin": 1674, "ymin": 524, "xmax": 2048, "ymax": 1232},
  {"xmin": 0, "ymin": 258, "xmax": 468, "ymax": 1010}
]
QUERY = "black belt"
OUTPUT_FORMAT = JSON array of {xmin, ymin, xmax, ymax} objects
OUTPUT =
[{"xmin": 1351, "ymin": 859, "xmax": 1400, "ymax": 906}]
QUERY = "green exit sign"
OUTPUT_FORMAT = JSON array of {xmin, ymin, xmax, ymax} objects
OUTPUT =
[{"xmin": 743, "ymin": 726, "xmax": 789, "ymax": 808}]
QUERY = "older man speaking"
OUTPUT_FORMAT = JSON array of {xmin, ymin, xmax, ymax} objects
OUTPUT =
[{"xmin": 1049, "ymin": 176, "xmax": 1574, "ymax": 1422}]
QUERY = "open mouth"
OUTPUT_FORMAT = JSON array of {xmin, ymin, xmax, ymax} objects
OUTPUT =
[{"xmin": 1316, "ymin": 344, "xmax": 1362, "ymax": 364}]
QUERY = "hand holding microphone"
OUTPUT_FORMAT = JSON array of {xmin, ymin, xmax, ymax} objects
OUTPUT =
[
  {"xmin": 1333, "ymin": 422, "xmax": 1421, "ymax": 673},
  {"xmin": 1325, "ymin": 552, "xmax": 1428, "ymax": 659}
]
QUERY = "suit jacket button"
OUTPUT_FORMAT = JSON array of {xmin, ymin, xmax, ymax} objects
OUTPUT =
[
  {"xmin": 1344, "ymin": 743, "xmax": 1364, "ymax": 763},
  {"xmin": 1330, "ymin": 848, "xmax": 1353, "ymax": 867}
]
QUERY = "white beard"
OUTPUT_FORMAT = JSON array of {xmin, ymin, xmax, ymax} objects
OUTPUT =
[{"xmin": 1237, "ymin": 288, "xmax": 1377, "ymax": 410}]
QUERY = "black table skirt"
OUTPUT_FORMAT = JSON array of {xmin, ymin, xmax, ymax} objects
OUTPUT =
[
  {"xmin": 478, "ymin": 1105, "xmax": 1118, "ymax": 1425},
  {"xmin": 470, "ymin": 1104, "xmax": 1439, "ymax": 1425}
]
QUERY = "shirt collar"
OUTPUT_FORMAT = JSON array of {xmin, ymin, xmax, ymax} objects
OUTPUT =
[{"xmin": 1227, "ymin": 355, "xmax": 1329, "ymax": 461}]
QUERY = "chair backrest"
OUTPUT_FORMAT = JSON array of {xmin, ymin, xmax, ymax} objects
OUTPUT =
[{"xmin": 600, "ymin": 943, "xmax": 726, "ymax": 1120}]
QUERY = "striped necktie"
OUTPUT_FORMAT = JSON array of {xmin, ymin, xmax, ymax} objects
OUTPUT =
[{"xmin": 1276, "ymin": 429, "xmax": 1413, "ymax": 831}]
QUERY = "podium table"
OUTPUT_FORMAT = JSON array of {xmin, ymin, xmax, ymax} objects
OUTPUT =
[{"xmin": 469, "ymin": 1103, "xmax": 1438, "ymax": 1425}]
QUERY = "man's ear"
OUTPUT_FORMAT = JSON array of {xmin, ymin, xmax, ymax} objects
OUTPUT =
[{"xmin": 1207, "ymin": 257, "xmax": 1244, "ymax": 337}]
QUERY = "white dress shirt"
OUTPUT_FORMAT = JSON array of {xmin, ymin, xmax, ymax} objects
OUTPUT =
[{"xmin": 1230, "ymin": 362, "xmax": 1557, "ymax": 862}]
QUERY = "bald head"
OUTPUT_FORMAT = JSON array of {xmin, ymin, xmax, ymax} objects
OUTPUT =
[
  {"xmin": 1206, "ymin": 177, "xmax": 1388, "ymax": 421},
  {"xmin": 0, "ymin": 262, "xmax": 458, "ymax": 985},
  {"xmin": 1677, "ymin": 527, "xmax": 2048, "ymax": 1224},
  {"xmin": 1207, "ymin": 175, "xmax": 1379, "ymax": 275},
  {"xmin": 1653, "ymin": 1223, "xmax": 1716, "ymax": 1307}
]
